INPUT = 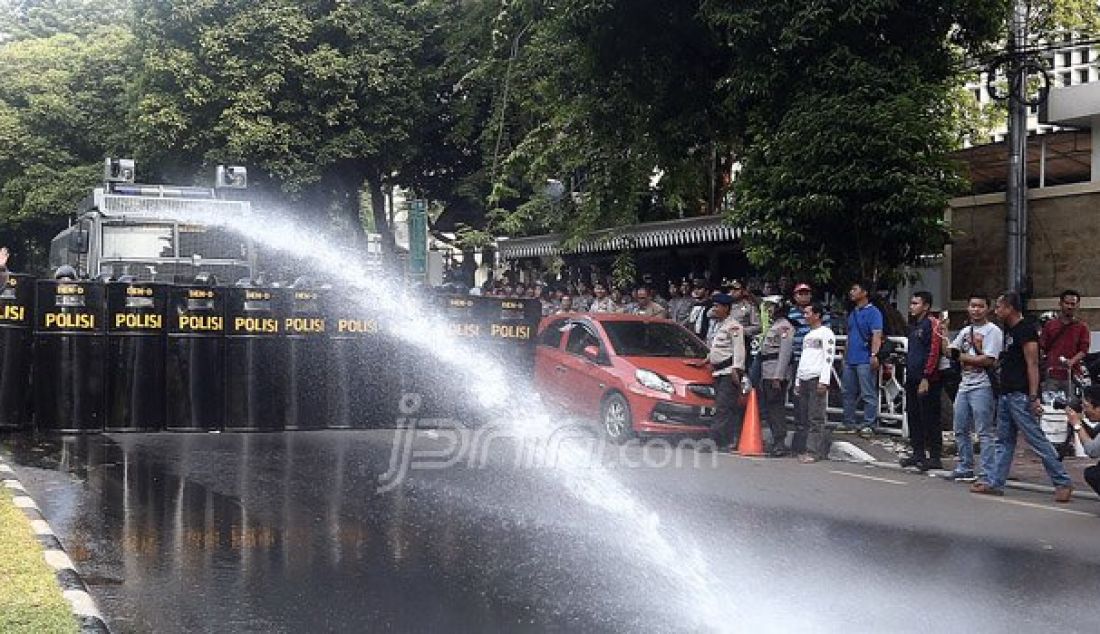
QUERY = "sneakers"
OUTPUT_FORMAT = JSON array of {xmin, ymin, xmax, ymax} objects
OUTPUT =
[
  {"xmin": 857, "ymin": 426, "xmax": 875, "ymax": 439},
  {"xmin": 943, "ymin": 470, "xmax": 977, "ymax": 483},
  {"xmin": 899, "ymin": 456, "xmax": 922, "ymax": 469},
  {"xmin": 1054, "ymin": 485, "xmax": 1074, "ymax": 503},
  {"xmin": 797, "ymin": 453, "xmax": 817, "ymax": 464},
  {"xmin": 969, "ymin": 482, "xmax": 1004, "ymax": 496}
]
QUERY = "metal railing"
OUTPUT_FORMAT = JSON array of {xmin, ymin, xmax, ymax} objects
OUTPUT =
[{"xmin": 782, "ymin": 335, "xmax": 909, "ymax": 437}]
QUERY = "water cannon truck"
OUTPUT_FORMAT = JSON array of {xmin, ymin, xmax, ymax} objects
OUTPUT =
[{"xmin": 49, "ymin": 159, "xmax": 256, "ymax": 284}]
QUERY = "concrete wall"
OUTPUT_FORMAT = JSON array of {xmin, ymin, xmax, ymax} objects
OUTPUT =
[{"xmin": 946, "ymin": 182, "xmax": 1100, "ymax": 327}]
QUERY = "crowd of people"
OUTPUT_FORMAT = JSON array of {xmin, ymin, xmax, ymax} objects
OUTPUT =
[{"xmin": 493, "ymin": 271, "xmax": 1099, "ymax": 502}]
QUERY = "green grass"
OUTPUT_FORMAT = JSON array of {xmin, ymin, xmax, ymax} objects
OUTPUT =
[{"xmin": 0, "ymin": 488, "xmax": 78, "ymax": 634}]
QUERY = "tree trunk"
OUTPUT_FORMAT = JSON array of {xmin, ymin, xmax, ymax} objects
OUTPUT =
[{"xmin": 364, "ymin": 174, "xmax": 398, "ymax": 271}]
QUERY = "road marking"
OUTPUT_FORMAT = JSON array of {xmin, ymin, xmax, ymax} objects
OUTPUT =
[
  {"xmin": 720, "ymin": 453, "xmax": 768, "ymax": 462},
  {"xmin": 828, "ymin": 470, "xmax": 907, "ymax": 486},
  {"xmin": 975, "ymin": 495, "xmax": 1095, "ymax": 517}
]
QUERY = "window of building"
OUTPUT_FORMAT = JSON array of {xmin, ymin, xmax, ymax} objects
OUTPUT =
[
  {"xmin": 1078, "ymin": 68, "xmax": 1091, "ymax": 84},
  {"xmin": 1081, "ymin": 48, "xmax": 1091, "ymax": 65},
  {"xmin": 972, "ymin": 88, "xmax": 981, "ymax": 103},
  {"xmin": 1061, "ymin": 51, "xmax": 1073, "ymax": 67},
  {"xmin": 1062, "ymin": 71, "xmax": 1072, "ymax": 87}
]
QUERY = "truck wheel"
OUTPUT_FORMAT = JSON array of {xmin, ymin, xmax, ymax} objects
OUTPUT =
[{"xmin": 601, "ymin": 393, "xmax": 635, "ymax": 444}]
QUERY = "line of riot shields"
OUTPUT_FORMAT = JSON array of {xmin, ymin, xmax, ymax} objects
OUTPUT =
[{"xmin": 0, "ymin": 275, "xmax": 540, "ymax": 433}]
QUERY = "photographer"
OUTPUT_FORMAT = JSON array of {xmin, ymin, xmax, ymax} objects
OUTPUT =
[{"xmin": 1065, "ymin": 385, "xmax": 1100, "ymax": 497}]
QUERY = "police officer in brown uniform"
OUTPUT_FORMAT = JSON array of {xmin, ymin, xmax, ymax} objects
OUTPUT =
[{"xmin": 699, "ymin": 293, "xmax": 746, "ymax": 450}]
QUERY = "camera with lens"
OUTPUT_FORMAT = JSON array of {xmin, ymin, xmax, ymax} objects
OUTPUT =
[
  {"xmin": 1053, "ymin": 396, "xmax": 1083, "ymax": 413},
  {"xmin": 947, "ymin": 347, "xmax": 961, "ymax": 361}
]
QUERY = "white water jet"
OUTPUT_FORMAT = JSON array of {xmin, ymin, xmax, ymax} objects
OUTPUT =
[{"xmin": 162, "ymin": 204, "xmax": 737, "ymax": 631}]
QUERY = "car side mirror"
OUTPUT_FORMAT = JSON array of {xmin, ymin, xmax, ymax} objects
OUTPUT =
[{"xmin": 583, "ymin": 344, "xmax": 601, "ymax": 360}]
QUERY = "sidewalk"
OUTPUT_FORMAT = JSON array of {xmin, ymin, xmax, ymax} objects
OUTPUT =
[{"xmin": 834, "ymin": 432, "xmax": 1099, "ymax": 500}]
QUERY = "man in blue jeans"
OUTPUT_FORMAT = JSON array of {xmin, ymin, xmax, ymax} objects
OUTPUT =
[
  {"xmin": 944, "ymin": 295, "xmax": 1002, "ymax": 483},
  {"xmin": 842, "ymin": 280, "xmax": 883, "ymax": 434},
  {"xmin": 971, "ymin": 291, "xmax": 1074, "ymax": 502}
]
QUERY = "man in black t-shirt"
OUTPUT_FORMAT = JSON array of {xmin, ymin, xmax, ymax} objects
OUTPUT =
[{"xmin": 971, "ymin": 291, "xmax": 1074, "ymax": 502}]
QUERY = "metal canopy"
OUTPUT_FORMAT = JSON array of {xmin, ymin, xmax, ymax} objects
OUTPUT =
[
  {"xmin": 497, "ymin": 215, "xmax": 740, "ymax": 260},
  {"xmin": 954, "ymin": 130, "xmax": 1092, "ymax": 194}
]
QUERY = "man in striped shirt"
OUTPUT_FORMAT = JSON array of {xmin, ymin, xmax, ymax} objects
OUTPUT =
[{"xmin": 788, "ymin": 282, "xmax": 831, "ymax": 369}]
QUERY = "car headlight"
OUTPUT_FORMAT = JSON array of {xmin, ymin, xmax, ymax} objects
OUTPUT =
[{"xmin": 635, "ymin": 369, "xmax": 674, "ymax": 394}]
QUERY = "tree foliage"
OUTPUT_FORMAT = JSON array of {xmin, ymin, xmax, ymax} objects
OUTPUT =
[
  {"xmin": 0, "ymin": 0, "xmax": 131, "ymax": 42},
  {"xmin": 131, "ymin": 0, "xmax": 449, "ymax": 257},
  {"xmin": 460, "ymin": 0, "xmax": 736, "ymax": 256},
  {"xmin": 700, "ymin": 0, "xmax": 1009, "ymax": 290},
  {"xmin": 0, "ymin": 21, "xmax": 136, "ymax": 271}
]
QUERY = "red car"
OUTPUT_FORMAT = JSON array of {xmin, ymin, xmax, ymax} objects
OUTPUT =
[{"xmin": 534, "ymin": 313, "xmax": 716, "ymax": 442}]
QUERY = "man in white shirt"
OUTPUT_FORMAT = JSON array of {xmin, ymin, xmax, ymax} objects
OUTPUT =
[
  {"xmin": 793, "ymin": 302, "xmax": 836, "ymax": 463},
  {"xmin": 944, "ymin": 295, "xmax": 1003, "ymax": 482}
]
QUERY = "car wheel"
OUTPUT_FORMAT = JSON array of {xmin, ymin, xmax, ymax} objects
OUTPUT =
[{"xmin": 601, "ymin": 392, "xmax": 635, "ymax": 444}]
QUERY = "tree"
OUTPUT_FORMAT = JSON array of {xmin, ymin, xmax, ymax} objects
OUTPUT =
[
  {"xmin": 131, "ymin": 0, "xmax": 448, "ymax": 261},
  {"xmin": 0, "ymin": 0, "xmax": 131, "ymax": 42},
  {"xmin": 703, "ymin": 0, "xmax": 1009, "ymax": 290},
  {"xmin": 460, "ymin": 0, "xmax": 737, "ymax": 257},
  {"xmin": 0, "ymin": 24, "xmax": 137, "ymax": 272}
]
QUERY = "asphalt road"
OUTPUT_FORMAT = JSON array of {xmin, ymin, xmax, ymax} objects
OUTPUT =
[{"xmin": 4, "ymin": 426, "xmax": 1100, "ymax": 634}]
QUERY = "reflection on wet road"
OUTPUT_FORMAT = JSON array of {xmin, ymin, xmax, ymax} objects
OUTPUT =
[{"xmin": 4, "ymin": 431, "xmax": 1100, "ymax": 633}]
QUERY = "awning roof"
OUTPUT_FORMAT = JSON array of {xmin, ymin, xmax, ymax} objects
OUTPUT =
[
  {"xmin": 952, "ymin": 129, "xmax": 1092, "ymax": 194},
  {"xmin": 497, "ymin": 215, "xmax": 740, "ymax": 260}
]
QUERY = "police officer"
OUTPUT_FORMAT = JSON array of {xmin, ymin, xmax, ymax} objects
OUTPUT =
[{"xmin": 693, "ymin": 293, "xmax": 746, "ymax": 451}]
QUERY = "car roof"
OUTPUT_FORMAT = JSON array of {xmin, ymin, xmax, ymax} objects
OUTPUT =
[
  {"xmin": 564, "ymin": 313, "xmax": 670, "ymax": 323},
  {"xmin": 538, "ymin": 313, "xmax": 684, "ymax": 335}
]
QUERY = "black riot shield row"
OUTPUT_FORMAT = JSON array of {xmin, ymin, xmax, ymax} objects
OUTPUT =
[
  {"xmin": 406, "ymin": 295, "xmax": 541, "ymax": 422},
  {"xmin": 0, "ymin": 274, "xmax": 34, "ymax": 430},
  {"xmin": 21, "ymin": 281, "xmax": 539, "ymax": 434}
]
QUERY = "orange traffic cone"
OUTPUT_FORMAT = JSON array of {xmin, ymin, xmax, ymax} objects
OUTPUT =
[{"xmin": 736, "ymin": 388, "xmax": 765, "ymax": 457}]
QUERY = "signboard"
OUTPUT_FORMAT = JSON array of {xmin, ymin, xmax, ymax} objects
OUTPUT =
[{"xmin": 408, "ymin": 198, "xmax": 428, "ymax": 281}]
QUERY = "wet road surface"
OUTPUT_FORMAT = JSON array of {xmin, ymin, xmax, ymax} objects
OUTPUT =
[{"xmin": 4, "ymin": 429, "xmax": 1100, "ymax": 633}]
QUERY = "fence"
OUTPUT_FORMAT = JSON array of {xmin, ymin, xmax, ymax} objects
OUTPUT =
[{"xmin": 783, "ymin": 335, "xmax": 910, "ymax": 437}]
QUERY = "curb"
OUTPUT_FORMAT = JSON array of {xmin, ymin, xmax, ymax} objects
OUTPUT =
[
  {"xmin": 866, "ymin": 459, "xmax": 1100, "ymax": 502},
  {"xmin": 829, "ymin": 440, "xmax": 878, "ymax": 463},
  {"xmin": 0, "ymin": 459, "xmax": 111, "ymax": 633}
]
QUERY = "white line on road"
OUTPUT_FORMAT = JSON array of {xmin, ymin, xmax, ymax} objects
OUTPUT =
[
  {"xmin": 975, "ymin": 495, "xmax": 1096, "ymax": 517},
  {"xmin": 828, "ymin": 470, "xmax": 907, "ymax": 486}
]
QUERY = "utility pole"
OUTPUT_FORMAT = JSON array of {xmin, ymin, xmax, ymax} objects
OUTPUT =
[
  {"xmin": 1005, "ymin": 0, "xmax": 1028, "ymax": 295},
  {"xmin": 989, "ymin": 0, "xmax": 1048, "ymax": 299}
]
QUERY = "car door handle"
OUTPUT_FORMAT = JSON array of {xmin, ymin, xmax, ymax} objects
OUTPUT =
[{"xmin": 555, "ymin": 365, "xmax": 567, "ymax": 373}]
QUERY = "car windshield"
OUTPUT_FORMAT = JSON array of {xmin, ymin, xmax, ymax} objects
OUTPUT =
[{"xmin": 602, "ymin": 321, "xmax": 707, "ymax": 358}]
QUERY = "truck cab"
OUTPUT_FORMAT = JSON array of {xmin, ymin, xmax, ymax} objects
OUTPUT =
[{"xmin": 49, "ymin": 164, "xmax": 256, "ymax": 283}]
